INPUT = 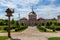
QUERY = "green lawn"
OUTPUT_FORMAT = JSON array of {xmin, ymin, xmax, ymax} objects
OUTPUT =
[
  {"xmin": 0, "ymin": 25, "xmax": 28, "ymax": 32},
  {"xmin": 0, "ymin": 26, "xmax": 8, "ymax": 33},
  {"xmin": 37, "ymin": 25, "xmax": 49, "ymax": 32},
  {"xmin": 0, "ymin": 36, "xmax": 8, "ymax": 40},
  {"xmin": 48, "ymin": 37, "xmax": 60, "ymax": 40}
]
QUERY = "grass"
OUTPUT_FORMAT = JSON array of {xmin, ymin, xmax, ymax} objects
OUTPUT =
[
  {"xmin": 15, "ymin": 25, "xmax": 28, "ymax": 32},
  {"xmin": 37, "ymin": 25, "xmax": 47, "ymax": 32},
  {"xmin": 48, "ymin": 37, "xmax": 60, "ymax": 40},
  {"xmin": 46, "ymin": 26, "xmax": 60, "ymax": 31},
  {"xmin": 0, "ymin": 26, "xmax": 8, "ymax": 33},
  {"xmin": 37, "ymin": 25, "xmax": 54, "ymax": 32},
  {"xmin": 0, "ymin": 25, "xmax": 28, "ymax": 32},
  {"xmin": 0, "ymin": 36, "xmax": 8, "ymax": 40}
]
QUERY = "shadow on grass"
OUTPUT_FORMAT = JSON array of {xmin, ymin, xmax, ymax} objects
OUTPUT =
[{"xmin": 9, "ymin": 38, "xmax": 21, "ymax": 40}]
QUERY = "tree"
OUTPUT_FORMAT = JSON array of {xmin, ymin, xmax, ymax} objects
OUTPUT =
[
  {"xmin": 4, "ymin": 20, "xmax": 8, "ymax": 25},
  {"xmin": 46, "ymin": 22, "xmax": 51, "ymax": 26},
  {"xmin": 11, "ymin": 18, "xmax": 14, "ymax": 24}
]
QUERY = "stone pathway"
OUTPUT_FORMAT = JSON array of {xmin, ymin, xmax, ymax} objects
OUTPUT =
[{"xmin": 0, "ymin": 26, "xmax": 60, "ymax": 40}]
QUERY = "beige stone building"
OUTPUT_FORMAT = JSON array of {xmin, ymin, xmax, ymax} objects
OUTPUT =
[
  {"xmin": 19, "ymin": 10, "xmax": 46, "ymax": 26},
  {"xmin": 58, "ymin": 15, "xmax": 60, "ymax": 23}
]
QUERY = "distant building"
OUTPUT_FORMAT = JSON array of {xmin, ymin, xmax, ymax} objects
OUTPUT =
[
  {"xmin": 19, "ymin": 17, "xmax": 28, "ymax": 25},
  {"xmin": 28, "ymin": 10, "xmax": 37, "ymax": 26},
  {"xmin": 37, "ymin": 18, "xmax": 46, "ymax": 25},
  {"xmin": 19, "ymin": 9, "xmax": 46, "ymax": 26},
  {"xmin": 58, "ymin": 15, "xmax": 60, "ymax": 23}
]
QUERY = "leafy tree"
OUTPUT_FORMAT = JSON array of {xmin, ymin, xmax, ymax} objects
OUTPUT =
[
  {"xmin": 11, "ymin": 18, "xmax": 15, "ymax": 24},
  {"xmin": 46, "ymin": 22, "xmax": 51, "ymax": 26},
  {"xmin": 4, "ymin": 20, "xmax": 8, "ymax": 25},
  {"xmin": 57, "ymin": 23, "xmax": 60, "ymax": 26}
]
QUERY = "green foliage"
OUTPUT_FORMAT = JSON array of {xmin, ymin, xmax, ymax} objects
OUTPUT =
[
  {"xmin": 15, "ymin": 24, "xmax": 28, "ymax": 32},
  {"xmin": 0, "ymin": 19, "xmax": 28, "ymax": 32},
  {"xmin": 0, "ymin": 19, "xmax": 8, "ymax": 26},
  {"xmin": 0, "ymin": 36, "xmax": 8, "ymax": 40},
  {"xmin": 55, "ymin": 26, "xmax": 60, "ymax": 31},
  {"xmin": 57, "ymin": 23, "xmax": 60, "ymax": 26},
  {"xmin": 48, "ymin": 37, "xmax": 60, "ymax": 40},
  {"xmin": 37, "ymin": 25, "xmax": 47, "ymax": 32},
  {"xmin": 4, "ymin": 20, "xmax": 8, "ymax": 25},
  {"xmin": 44, "ymin": 28, "xmax": 46, "ymax": 32},
  {"xmin": 0, "ymin": 22, "xmax": 4, "ymax": 26},
  {"xmin": 4, "ymin": 27, "xmax": 8, "ymax": 32},
  {"xmin": 46, "ymin": 25, "xmax": 55, "ymax": 30},
  {"xmin": 11, "ymin": 18, "xmax": 15, "ymax": 24},
  {"xmin": 46, "ymin": 22, "xmax": 52, "ymax": 26},
  {"xmin": 46, "ymin": 25, "xmax": 60, "ymax": 31},
  {"xmin": 53, "ymin": 29, "xmax": 55, "ymax": 32},
  {"xmin": 14, "ymin": 21, "xmax": 19, "ymax": 26}
]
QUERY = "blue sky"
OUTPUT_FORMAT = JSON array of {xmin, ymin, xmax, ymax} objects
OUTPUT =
[{"xmin": 0, "ymin": 0, "xmax": 60, "ymax": 20}]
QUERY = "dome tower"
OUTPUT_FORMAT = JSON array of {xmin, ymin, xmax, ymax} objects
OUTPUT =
[{"xmin": 28, "ymin": 8, "xmax": 37, "ymax": 26}]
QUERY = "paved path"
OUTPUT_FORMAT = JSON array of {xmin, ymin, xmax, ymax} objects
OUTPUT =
[{"xmin": 0, "ymin": 26, "xmax": 60, "ymax": 40}]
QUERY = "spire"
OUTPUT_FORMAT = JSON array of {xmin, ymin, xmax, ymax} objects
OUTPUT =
[
  {"xmin": 32, "ymin": 6, "xmax": 34, "ymax": 12},
  {"xmin": 18, "ymin": 13, "xmax": 20, "ymax": 19},
  {"xmin": 29, "ymin": 6, "xmax": 36, "ymax": 15}
]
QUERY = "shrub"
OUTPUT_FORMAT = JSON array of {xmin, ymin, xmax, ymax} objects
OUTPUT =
[
  {"xmin": 57, "ymin": 23, "xmax": 60, "ymax": 26},
  {"xmin": 46, "ymin": 22, "xmax": 51, "ymax": 26},
  {"xmin": 10, "ymin": 26, "xmax": 16, "ymax": 30},
  {"xmin": 15, "ymin": 28, "xmax": 20, "ymax": 32},
  {"xmin": 53, "ymin": 29, "xmax": 55, "ymax": 32},
  {"xmin": 55, "ymin": 26, "xmax": 60, "ymax": 31},
  {"xmin": 15, "ymin": 24, "xmax": 28, "ymax": 32},
  {"xmin": 4, "ymin": 27, "xmax": 8, "ymax": 32},
  {"xmin": 44, "ymin": 28, "xmax": 46, "ymax": 32},
  {"xmin": 46, "ymin": 26, "xmax": 60, "ymax": 31},
  {"xmin": 37, "ymin": 25, "xmax": 46, "ymax": 32}
]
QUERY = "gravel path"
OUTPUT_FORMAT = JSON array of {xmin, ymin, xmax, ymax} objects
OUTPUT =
[{"xmin": 0, "ymin": 26, "xmax": 60, "ymax": 40}]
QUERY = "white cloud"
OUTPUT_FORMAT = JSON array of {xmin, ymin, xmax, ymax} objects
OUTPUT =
[
  {"xmin": 0, "ymin": 14, "xmax": 8, "ymax": 19},
  {"xmin": 47, "ymin": 0, "xmax": 56, "ymax": 5},
  {"xmin": 35, "ymin": 5, "xmax": 60, "ymax": 19},
  {"xmin": 0, "ymin": 0, "xmax": 60, "ymax": 19},
  {"xmin": 10, "ymin": 0, "xmax": 39, "ymax": 4},
  {"xmin": 0, "ymin": 0, "xmax": 40, "ymax": 8},
  {"xmin": 0, "ymin": 1, "xmax": 16, "ymax": 8},
  {"xmin": 48, "ymin": 0, "xmax": 56, "ymax": 2}
]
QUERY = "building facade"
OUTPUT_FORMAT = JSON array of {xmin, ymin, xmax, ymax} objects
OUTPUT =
[
  {"xmin": 58, "ymin": 15, "xmax": 60, "ymax": 23},
  {"xmin": 19, "ymin": 10, "xmax": 46, "ymax": 26}
]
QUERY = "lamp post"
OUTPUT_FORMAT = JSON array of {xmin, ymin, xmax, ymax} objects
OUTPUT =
[{"xmin": 5, "ymin": 8, "xmax": 14, "ymax": 38}]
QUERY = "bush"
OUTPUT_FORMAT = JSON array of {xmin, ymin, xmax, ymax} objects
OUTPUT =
[
  {"xmin": 15, "ymin": 24, "xmax": 28, "ymax": 32},
  {"xmin": 37, "ymin": 25, "xmax": 46, "ymax": 32},
  {"xmin": 46, "ymin": 26, "xmax": 60, "ymax": 31},
  {"xmin": 57, "ymin": 23, "xmax": 60, "ymax": 26},
  {"xmin": 55, "ymin": 26, "xmax": 60, "ymax": 31},
  {"xmin": 53, "ymin": 29, "xmax": 55, "ymax": 32},
  {"xmin": 15, "ymin": 28, "xmax": 20, "ymax": 32},
  {"xmin": 46, "ymin": 22, "xmax": 51, "ymax": 26},
  {"xmin": 44, "ymin": 28, "xmax": 46, "ymax": 32},
  {"xmin": 4, "ymin": 27, "xmax": 8, "ymax": 32},
  {"xmin": 0, "ymin": 27, "xmax": 2, "ymax": 30},
  {"xmin": 10, "ymin": 26, "xmax": 16, "ymax": 30},
  {"xmin": 46, "ymin": 25, "xmax": 55, "ymax": 29},
  {"xmin": 15, "ymin": 27, "xmax": 28, "ymax": 32}
]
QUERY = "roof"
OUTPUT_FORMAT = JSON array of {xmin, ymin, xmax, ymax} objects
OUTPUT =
[
  {"xmin": 37, "ymin": 18, "xmax": 46, "ymax": 21},
  {"xmin": 58, "ymin": 15, "xmax": 60, "ymax": 17},
  {"xmin": 20, "ymin": 17, "xmax": 27, "ymax": 20},
  {"xmin": 29, "ymin": 11, "xmax": 36, "ymax": 15}
]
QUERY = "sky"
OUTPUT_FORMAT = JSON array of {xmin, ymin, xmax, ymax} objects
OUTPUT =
[{"xmin": 0, "ymin": 0, "xmax": 60, "ymax": 20}]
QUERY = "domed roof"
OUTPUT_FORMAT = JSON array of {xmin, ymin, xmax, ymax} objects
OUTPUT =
[
  {"xmin": 29, "ymin": 11, "xmax": 36, "ymax": 15},
  {"xmin": 58, "ymin": 15, "xmax": 60, "ymax": 17}
]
